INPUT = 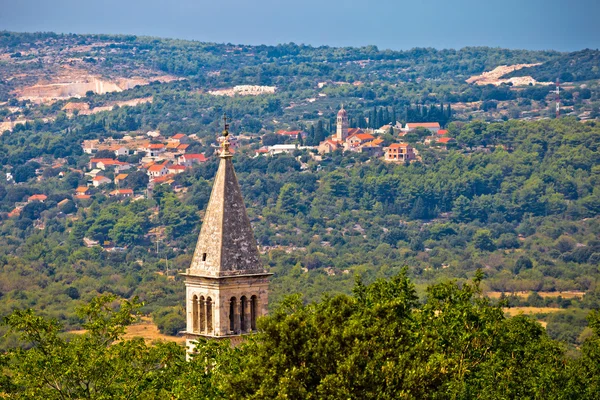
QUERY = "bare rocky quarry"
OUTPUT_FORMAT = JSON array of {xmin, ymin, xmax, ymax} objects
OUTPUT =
[
  {"xmin": 467, "ymin": 63, "xmax": 553, "ymax": 86},
  {"xmin": 15, "ymin": 69, "xmax": 178, "ymax": 104}
]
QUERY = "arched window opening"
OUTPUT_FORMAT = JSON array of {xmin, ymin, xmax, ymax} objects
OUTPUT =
[
  {"xmin": 206, "ymin": 297, "xmax": 213, "ymax": 333},
  {"xmin": 199, "ymin": 296, "xmax": 206, "ymax": 332},
  {"xmin": 240, "ymin": 296, "xmax": 247, "ymax": 332},
  {"xmin": 192, "ymin": 295, "xmax": 199, "ymax": 332},
  {"xmin": 229, "ymin": 297, "xmax": 237, "ymax": 332},
  {"xmin": 251, "ymin": 295, "xmax": 258, "ymax": 331}
]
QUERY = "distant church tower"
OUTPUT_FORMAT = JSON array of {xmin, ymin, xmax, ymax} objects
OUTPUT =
[
  {"xmin": 182, "ymin": 117, "xmax": 271, "ymax": 353},
  {"xmin": 336, "ymin": 104, "xmax": 349, "ymax": 142}
]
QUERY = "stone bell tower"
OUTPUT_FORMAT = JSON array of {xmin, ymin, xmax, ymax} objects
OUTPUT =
[
  {"xmin": 336, "ymin": 104, "xmax": 349, "ymax": 142},
  {"xmin": 182, "ymin": 116, "xmax": 271, "ymax": 353}
]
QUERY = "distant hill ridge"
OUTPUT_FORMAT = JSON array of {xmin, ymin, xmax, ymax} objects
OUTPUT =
[{"xmin": 503, "ymin": 49, "xmax": 600, "ymax": 82}]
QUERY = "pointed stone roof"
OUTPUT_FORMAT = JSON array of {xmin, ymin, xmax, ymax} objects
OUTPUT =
[{"xmin": 188, "ymin": 119, "xmax": 265, "ymax": 278}]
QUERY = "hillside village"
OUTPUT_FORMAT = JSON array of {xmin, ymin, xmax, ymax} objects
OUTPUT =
[{"xmin": 3, "ymin": 105, "xmax": 476, "ymax": 231}]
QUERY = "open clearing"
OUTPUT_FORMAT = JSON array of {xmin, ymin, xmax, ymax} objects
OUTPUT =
[
  {"xmin": 70, "ymin": 316, "xmax": 185, "ymax": 345},
  {"xmin": 487, "ymin": 291, "xmax": 585, "ymax": 299},
  {"xmin": 122, "ymin": 317, "xmax": 185, "ymax": 344},
  {"xmin": 503, "ymin": 307, "xmax": 563, "ymax": 317}
]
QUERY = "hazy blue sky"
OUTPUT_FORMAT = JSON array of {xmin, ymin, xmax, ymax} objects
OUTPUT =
[{"xmin": 0, "ymin": 0, "xmax": 598, "ymax": 51}]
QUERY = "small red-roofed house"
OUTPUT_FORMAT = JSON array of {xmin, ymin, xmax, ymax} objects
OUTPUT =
[
  {"xmin": 8, "ymin": 207, "xmax": 22, "ymax": 218},
  {"xmin": 437, "ymin": 129, "xmax": 448, "ymax": 136},
  {"xmin": 147, "ymin": 163, "xmax": 169, "ymax": 179},
  {"xmin": 177, "ymin": 143, "xmax": 190, "ymax": 152},
  {"xmin": 437, "ymin": 137, "xmax": 457, "ymax": 149},
  {"xmin": 178, "ymin": 154, "xmax": 207, "ymax": 167},
  {"xmin": 76, "ymin": 186, "xmax": 90, "ymax": 195},
  {"xmin": 90, "ymin": 158, "xmax": 131, "ymax": 172},
  {"xmin": 109, "ymin": 189, "xmax": 133, "ymax": 197},
  {"xmin": 114, "ymin": 173, "xmax": 128, "ymax": 186},
  {"xmin": 92, "ymin": 175, "xmax": 112, "ymax": 187},
  {"xmin": 255, "ymin": 147, "xmax": 269, "ymax": 157},
  {"xmin": 89, "ymin": 158, "xmax": 115, "ymax": 169},
  {"xmin": 152, "ymin": 174, "xmax": 176, "ymax": 186},
  {"xmin": 28, "ymin": 194, "xmax": 47, "ymax": 203},
  {"xmin": 318, "ymin": 139, "xmax": 342, "ymax": 154},
  {"xmin": 358, "ymin": 140, "xmax": 384, "ymax": 157},
  {"xmin": 168, "ymin": 133, "xmax": 189, "ymax": 144},
  {"xmin": 109, "ymin": 145, "xmax": 129, "ymax": 156},
  {"xmin": 346, "ymin": 133, "xmax": 375, "ymax": 149},
  {"xmin": 404, "ymin": 122, "xmax": 441, "ymax": 134},
  {"xmin": 145, "ymin": 143, "xmax": 166, "ymax": 157},
  {"xmin": 168, "ymin": 164, "xmax": 187, "ymax": 174},
  {"xmin": 74, "ymin": 194, "xmax": 92, "ymax": 200},
  {"xmin": 384, "ymin": 143, "xmax": 416, "ymax": 162}
]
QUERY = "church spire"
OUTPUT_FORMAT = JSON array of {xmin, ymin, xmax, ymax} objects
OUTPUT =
[
  {"xmin": 187, "ymin": 115, "xmax": 265, "ymax": 278},
  {"xmin": 183, "ymin": 116, "xmax": 271, "ymax": 347}
]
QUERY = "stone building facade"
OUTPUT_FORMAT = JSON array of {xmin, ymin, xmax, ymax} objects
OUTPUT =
[{"xmin": 182, "ymin": 121, "xmax": 271, "ymax": 353}]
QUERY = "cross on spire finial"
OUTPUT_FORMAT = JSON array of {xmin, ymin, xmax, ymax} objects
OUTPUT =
[
  {"xmin": 222, "ymin": 113, "xmax": 229, "ymax": 137},
  {"xmin": 220, "ymin": 114, "xmax": 232, "ymax": 158}
]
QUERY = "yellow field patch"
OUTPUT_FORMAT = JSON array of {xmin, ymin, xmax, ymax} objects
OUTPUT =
[
  {"xmin": 69, "ymin": 316, "xmax": 185, "ymax": 345},
  {"xmin": 503, "ymin": 307, "xmax": 563, "ymax": 316},
  {"xmin": 487, "ymin": 291, "xmax": 585, "ymax": 299}
]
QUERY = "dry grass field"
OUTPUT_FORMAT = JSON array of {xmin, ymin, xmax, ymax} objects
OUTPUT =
[
  {"xmin": 70, "ymin": 316, "xmax": 185, "ymax": 345},
  {"xmin": 122, "ymin": 317, "xmax": 185, "ymax": 344},
  {"xmin": 487, "ymin": 291, "xmax": 585, "ymax": 299}
]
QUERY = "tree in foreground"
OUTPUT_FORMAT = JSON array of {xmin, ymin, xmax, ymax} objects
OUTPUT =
[
  {"xmin": 204, "ymin": 270, "xmax": 573, "ymax": 399},
  {"xmin": 3, "ymin": 273, "xmax": 600, "ymax": 399},
  {"xmin": 1, "ymin": 294, "xmax": 185, "ymax": 399}
]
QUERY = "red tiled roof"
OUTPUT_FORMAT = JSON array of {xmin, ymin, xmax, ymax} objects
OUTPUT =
[
  {"xmin": 168, "ymin": 165, "xmax": 186, "ymax": 171},
  {"xmin": 172, "ymin": 133, "xmax": 186, "ymax": 139},
  {"xmin": 438, "ymin": 137, "xmax": 455, "ymax": 143},
  {"xmin": 177, "ymin": 144, "xmax": 190, "ymax": 150},
  {"xmin": 117, "ymin": 189, "xmax": 133, "ymax": 195},
  {"xmin": 406, "ymin": 122, "xmax": 441, "ymax": 129},
  {"xmin": 437, "ymin": 129, "xmax": 448, "ymax": 135},
  {"xmin": 8, "ymin": 208, "xmax": 22, "ymax": 217},
  {"xmin": 153, "ymin": 174, "xmax": 176, "ymax": 184},
  {"xmin": 76, "ymin": 186, "xmax": 89, "ymax": 193},
  {"xmin": 350, "ymin": 133, "xmax": 375, "ymax": 141},
  {"xmin": 183, "ymin": 154, "xmax": 207, "ymax": 161},
  {"xmin": 148, "ymin": 164, "xmax": 168, "ymax": 172},
  {"xmin": 91, "ymin": 158, "xmax": 128, "ymax": 166},
  {"xmin": 147, "ymin": 143, "xmax": 165, "ymax": 149},
  {"xmin": 347, "ymin": 128, "xmax": 363, "ymax": 135},
  {"xmin": 28, "ymin": 194, "xmax": 47, "ymax": 201},
  {"xmin": 389, "ymin": 143, "xmax": 410, "ymax": 149},
  {"xmin": 93, "ymin": 176, "xmax": 111, "ymax": 181},
  {"xmin": 75, "ymin": 194, "xmax": 92, "ymax": 200}
]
